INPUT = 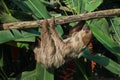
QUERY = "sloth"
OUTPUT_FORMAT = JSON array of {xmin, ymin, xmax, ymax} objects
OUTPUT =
[{"xmin": 34, "ymin": 17, "xmax": 92, "ymax": 68}]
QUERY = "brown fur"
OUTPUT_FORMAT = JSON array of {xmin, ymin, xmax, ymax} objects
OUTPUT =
[{"xmin": 34, "ymin": 17, "xmax": 92, "ymax": 68}]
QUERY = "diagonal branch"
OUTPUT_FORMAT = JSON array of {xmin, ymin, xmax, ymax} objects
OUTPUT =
[{"xmin": 1, "ymin": 9, "xmax": 120, "ymax": 30}]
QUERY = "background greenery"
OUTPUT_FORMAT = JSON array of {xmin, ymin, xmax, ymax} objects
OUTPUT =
[{"xmin": 0, "ymin": 0, "xmax": 120, "ymax": 80}]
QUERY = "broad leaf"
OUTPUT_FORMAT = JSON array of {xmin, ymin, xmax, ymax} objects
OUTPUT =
[
  {"xmin": 109, "ymin": 17, "xmax": 120, "ymax": 44},
  {"xmin": 55, "ymin": 25, "xmax": 63, "ymax": 36},
  {"xmin": 87, "ymin": 19, "xmax": 120, "ymax": 57},
  {"xmin": 0, "ymin": 13, "xmax": 18, "ymax": 23},
  {"xmin": 85, "ymin": 0, "xmax": 103, "ymax": 12},
  {"xmin": 0, "ymin": 29, "xmax": 39, "ymax": 44},
  {"xmin": 82, "ymin": 48, "xmax": 120, "ymax": 75},
  {"xmin": 89, "ymin": 18, "xmax": 110, "ymax": 36},
  {"xmin": 12, "ymin": 0, "xmax": 63, "ymax": 36},
  {"xmin": 10, "ymin": 10, "xmax": 34, "ymax": 21},
  {"xmin": 64, "ymin": 0, "xmax": 102, "ymax": 14},
  {"xmin": 12, "ymin": 0, "xmax": 51, "ymax": 19},
  {"xmin": 64, "ymin": 0, "xmax": 86, "ymax": 14},
  {"xmin": 0, "ymin": 12, "xmax": 40, "ymax": 44},
  {"xmin": 21, "ymin": 63, "xmax": 54, "ymax": 80}
]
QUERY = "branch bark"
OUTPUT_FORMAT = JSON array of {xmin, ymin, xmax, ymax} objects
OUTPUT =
[{"xmin": 1, "ymin": 9, "xmax": 120, "ymax": 30}]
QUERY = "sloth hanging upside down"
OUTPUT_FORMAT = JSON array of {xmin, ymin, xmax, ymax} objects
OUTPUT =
[{"xmin": 33, "ymin": 17, "xmax": 92, "ymax": 68}]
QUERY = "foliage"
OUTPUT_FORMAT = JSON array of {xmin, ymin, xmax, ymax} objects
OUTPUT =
[
  {"xmin": 87, "ymin": 18, "xmax": 120, "ymax": 57},
  {"xmin": 82, "ymin": 48, "xmax": 120, "ymax": 75},
  {"xmin": 21, "ymin": 64, "xmax": 54, "ymax": 80},
  {"xmin": 0, "ymin": 0, "xmax": 120, "ymax": 80},
  {"xmin": 63, "ymin": 0, "xmax": 103, "ymax": 13}
]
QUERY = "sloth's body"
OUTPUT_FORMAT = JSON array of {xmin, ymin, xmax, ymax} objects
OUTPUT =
[{"xmin": 34, "ymin": 17, "xmax": 92, "ymax": 68}]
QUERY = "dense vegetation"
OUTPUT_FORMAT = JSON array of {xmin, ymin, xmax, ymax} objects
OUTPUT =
[{"xmin": 0, "ymin": 0, "xmax": 120, "ymax": 80}]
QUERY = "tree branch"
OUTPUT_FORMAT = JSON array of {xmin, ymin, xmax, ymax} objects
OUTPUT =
[{"xmin": 1, "ymin": 9, "xmax": 120, "ymax": 30}]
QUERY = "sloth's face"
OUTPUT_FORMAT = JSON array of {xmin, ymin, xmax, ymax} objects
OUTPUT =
[{"xmin": 81, "ymin": 27, "xmax": 92, "ymax": 45}]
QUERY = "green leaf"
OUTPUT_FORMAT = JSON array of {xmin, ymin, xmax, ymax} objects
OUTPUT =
[
  {"xmin": 0, "ymin": 13, "xmax": 18, "ymax": 23},
  {"xmin": 109, "ymin": 17, "xmax": 120, "ymax": 44},
  {"xmin": 17, "ymin": 42, "xmax": 29, "ymax": 49},
  {"xmin": 0, "ymin": 30, "xmax": 14, "ymax": 44},
  {"xmin": 0, "ymin": 12, "xmax": 40, "ymax": 44},
  {"xmin": 55, "ymin": 25, "xmax": 63, "ymax": 36},
  {"xmin": 10, "ymin": 10, "xmax": 34, "ymax": 21},
  {"xmin": 89, "ymin": 18, "xmax": 110, "ymax": 36},
  {"xmin": 0, "ymin": 0, "xmax": 63, "ymax": 44},
  {"xmin": 85, "ymin": 0, "xmax": 103, "ymax": 12},
  {"xmin": 64, "ymin": 0, "xmax": 85, "ymax": 14},
  {"xmin": 12, "ymin": 0, "xmax": 63, "ymax": 36},
  {"xmin": 21, "ymin": 63, "xmax": 54, "ymax": 80},
  {"xmin": 0, "ymin": 29, "xmax": 39, "ymax": 44},
  {"xmin": 14, "ymin": 29, "xmax": 39, "ymax": 42},
  {"xmin": 64, "ymin": 0, "xmax": 102, "ymax": 14},
  {"xmin": 82, "ymin": 48, "xmax": 120, "ymax": 75},
  {"xmin": 0, "ymin": 47, "xmax": 3, "ymax": 67},
  {"xmin": 12, "ymin": 0, "xmax": 51, "ymax": 19},
  {"xmin": 87, "ymin": 19, "xmax": 120, "ymax": 57}
]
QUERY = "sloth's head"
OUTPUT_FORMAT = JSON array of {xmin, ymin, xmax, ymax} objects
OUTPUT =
[{"xmin": 81, "ymin": 27, "xmax": 92, "ymax": 45}]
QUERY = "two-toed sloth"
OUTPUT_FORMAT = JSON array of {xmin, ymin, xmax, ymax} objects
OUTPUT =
[{"xmin": 34, "ymin": 17, "xmax": 92, "ymax": 68}]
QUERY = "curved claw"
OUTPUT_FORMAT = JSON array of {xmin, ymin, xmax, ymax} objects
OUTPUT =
[
  {"xmin": 42, "ymin": 19, "xmax": 49, "ymax": 31},
  {"xmin": 49, "ymin": 17, "xmax": 55, "ymax": 28},
  {"xmin": 37, "ymin": 38, "xmax": 41, "ymax": 48}
]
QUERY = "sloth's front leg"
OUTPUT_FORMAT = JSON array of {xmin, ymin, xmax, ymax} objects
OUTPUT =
[
  {"xmin": 34, "ymin": 19, "xmax": 56, "ymax": 67},
  {"xmin": 48, "ymin": 17, "xmax": 67, "ymax": 67},
  {"xmin": 40, "ymin": 19, "xmax": 56, "ymax": 67}
]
